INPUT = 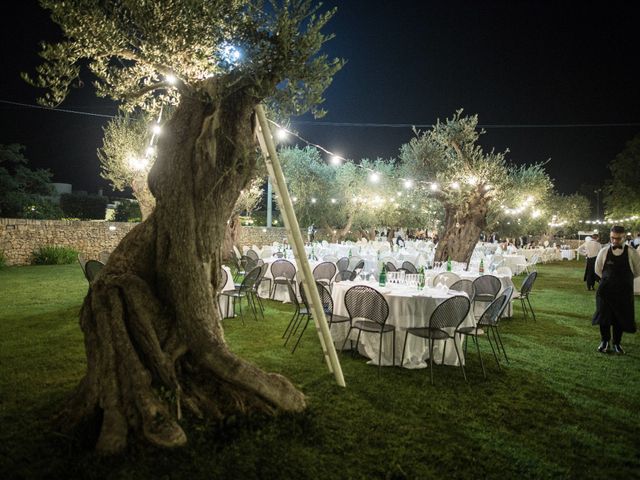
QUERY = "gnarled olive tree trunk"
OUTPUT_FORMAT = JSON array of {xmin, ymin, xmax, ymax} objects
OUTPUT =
[
  {"xmin": 435, "ymin": 195, "xmax": 488, "ymax": 266},
  {"xmin": 57, "ymin": 85, "xmax": 305, "ymax": 454}
]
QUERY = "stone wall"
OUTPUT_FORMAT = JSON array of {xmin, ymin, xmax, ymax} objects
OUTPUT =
[
  {"xmin": 0, "ymin": 218, "xmax": 137, "ymax": 266},
  {"xmin": 0, "ymin": 219, "xmax": 306, "ymax": 266}
]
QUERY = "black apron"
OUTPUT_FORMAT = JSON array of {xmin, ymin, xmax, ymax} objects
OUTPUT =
[
  {"xmin": 592, "ymin": 245, "xmax": 637, "ymax": 333},
  {"xmin": 583, "ymin": 256, "xmax": 599, "ymax": 286}
]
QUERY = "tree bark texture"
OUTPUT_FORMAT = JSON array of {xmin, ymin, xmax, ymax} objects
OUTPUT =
[
  {"xmin": 222, "ymin": 213, "xmax": 242, "ymax": 260},
  {"xmin": 435, "ymin": 195, "xmax": 488, "ymax": 265},
  {"xmin": 58, "ymin": 85, "xmax": 306, "ymax": 454}
]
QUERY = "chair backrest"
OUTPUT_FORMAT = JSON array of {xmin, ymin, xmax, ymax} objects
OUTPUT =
[
  {"xmin": 300, "ymin": 280, "xmax": 333, "ymax": 315},
  {"xmin": 323, "ymin": 255, "xmax": 339, "ymax": 263},
  {"xmin": 334, "ymin": 270, "xmax": 356, "ymax": 282},
  {"xmin": 270, "ymin": 259, "xmax": 296, "ymax": 280},
  {"xmin": 336, "ymin": 257, "xmax": 349, "ymax": 272},
  {"xmin": 530, "ymin": 254, "xmax": 540, "ymax": 265},
  {"xmin": 433, "ymin": 272, "xmax": 460, "ymax": 288},
  {"xmin": 240, "ymin": 255, "xmax": 258, "ymax": 273},
  {"xmin": 344, "ymin": 285, "xmax": 389, "ymax": 327},
  {"xmin": 273, "ymin": 251, "xmax": 284, "ymax": 258},
  {"xmin": 429, "ymin": 295, "xmax": 471, "ymax": 331},
  {"xmin": 246, "ymin": 249, "xmax": 259, "ymax": 261},
  {"xmin": 352, "ymin": 259, "xmax": 365, "ymax": 273},
  {"xmin": 472, "ymin": 275, "xmax": 502, "ymax": 297},
  {"xmin": 520, "ymin": 271, "xmax": 538, "ymax": 296},
  {"xmin": 449, "ymin": 279, "xmax": 475, "ymax": 299},
  {"xmin": 476, "ymin": 291, "xmax": 510, "ymax": 327},
  {"xmin": 347, "ymin": 256, "xmax": 363, "ymax": 271},
  {"xmin": 255, "ymin": 262, "xmax": 269, "ymax": 287},
  {"xmin": 84, "ymin": 260, "xmax": 104, "ymax": 283},
  {"xmin": 401, "ymin": 261, "xmax": 418, "ymax": 274},
  {"xmin": 217, "ymin": 267, "xmax": 229, "ymax": 293},
  {"xmin": 98, "ymin": 251, "xmax": 110, "ymax": 264},
  {"xmin": 240, "ymin": 266, "xmax": 261, "ymax": 292},
  {"xmin": 233, "ymin": 245, "xmax": 242, "ymax": 259},
  {"xmin": 385, "ymin": 261, "xmax": 397, "ymax": 272},
  {"xmin": 286, "ymin": 279, "xmax": 301, "ymax": 308},
  {"xmin": 313, "ymin": 262, "xmax": 337, "ymax": 282}
]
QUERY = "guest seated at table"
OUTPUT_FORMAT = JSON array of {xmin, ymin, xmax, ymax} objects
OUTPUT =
[{"xmin": 396, "ymin": 235, "xmax": 405, "ymax": 247}]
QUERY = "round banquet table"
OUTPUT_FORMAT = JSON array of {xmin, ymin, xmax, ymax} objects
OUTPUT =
[{"xmin": 330, "ymin": 280, "xmax": 475, "ymax": 368}]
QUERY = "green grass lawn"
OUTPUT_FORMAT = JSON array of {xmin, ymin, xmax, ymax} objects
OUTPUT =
[{"xmin": 1, "ymin": 261, "xmax": 639, "ymax": 479}]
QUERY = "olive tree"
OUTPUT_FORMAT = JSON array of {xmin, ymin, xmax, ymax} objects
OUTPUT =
[
  {"xmin": 400, "ymin": 111, "xmax": 553, "ymax": 264},
  {"xmin": 25, "ymin": 0, "xmax": 342, "ymax": 454}
]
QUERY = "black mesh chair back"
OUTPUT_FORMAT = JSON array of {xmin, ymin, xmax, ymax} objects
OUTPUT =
[
  {"xmin": 271, "ymin": 259, "xmax": 296, "ymax": 282},
  {"xmin": 347, "ymin": 257, "xmax": 363, "ymax": 271},
  {"xmin": 273, "ymin": 251, "xmax": 284, "ymax": 258},
  {"xmin": 255, "ymin": 262, "xmax": 269, "ymax": 287},
  {"xmin": 77, "ymin": 252, "xmax": 88, "ymax": 275},
  {"xmin": 240, "ymin": 255, "xmax": 258, "ymax": 274},
  {"xmin": 334, "ymin": 270, "xmax": 356, "ymax": 282},
  {"xmin": 240, "ymin": 266, "xmax": 261, "ymax": 292},
  {"xmin": 433, "ymin": 272, "xmax": 460, "ymax": 288},
  {"xmin": 344, "ymin": 285, "xmax": 389, "ymax": 327},
  {"xmin": 385, "ymin": 262, "xmax": 397, "ymax": 272},
  {"xmin": 402, "ymin": 261, "xmax": 418, "ymax": 274},
  {"xmin": 84, "ymin": 260, "xmax": 104, "ymax": 282},
  {"xmin": 313, "ymin": 262, "xmax": 337, "ymax": 284},
  {"xmin": 476, "ymin": 291, "xmax": 509, "ymax": 327},
  {"xmin": 246, "ymin": 249, "xmax": 260, "ymax": 261},
  {"xmin": 472, "ymin": 275, "xmax": 502, "ymax": 301},
  {"xmin": 428, "ymin": 295, "xmax": 471, "ymax": 331},
  {"xmin": 219, "ymin": 267, "xmax": 228, "ymax": 291},
  {"xmin": 336, "ymin": 257, "xmax": 349, "ymax": 272},
  {"xmin": 286, "ymin": 279, "xmax": 300, "ymax": 307},
  {"xmin": 450, "ymin": 279, "xmax": 475, "ymax": 299},
  {"xmin": 520, "ymin": 271, "xmax": 537, "ymax": 296}
]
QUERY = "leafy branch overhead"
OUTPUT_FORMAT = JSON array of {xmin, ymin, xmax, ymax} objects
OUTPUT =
[{"xmin": 24, "ymin": 0, "xmax": 344, "ymax": 117}]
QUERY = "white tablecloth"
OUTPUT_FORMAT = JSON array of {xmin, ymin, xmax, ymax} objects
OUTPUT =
[
  {"xmin": 560, "ymin": 249, "xmax": 576, "ymax": 260},
  {"xmin": 330, "ymin": 281, "xmax": 475, "ymax": 368}
]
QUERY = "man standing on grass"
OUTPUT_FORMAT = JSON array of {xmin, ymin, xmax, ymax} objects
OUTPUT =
[
  {"xmin": 593, "ymin": 225, "xmax": 640, "ymax": 354},
  {"xmin": 578, "ymin": 234, "xmax": 602, "ymax": 290}
]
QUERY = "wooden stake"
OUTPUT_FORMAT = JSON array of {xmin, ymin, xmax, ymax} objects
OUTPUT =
[{"xmin": 255, "ymin": 105, "xmax": 346, "ymax": 387}]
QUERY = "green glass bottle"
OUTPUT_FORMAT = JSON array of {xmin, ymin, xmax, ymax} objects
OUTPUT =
[
  {"xmin": 348, "ymin": 248, "xmax": 352, "ymax": 258},
  {"xmin": 479, "ymin": 258, "xmax": 484, "ymax": 274},
  {"xmin": 446, "ymin": 256, "xmax": 452, "ymax": 272},
  {"xmin": 379, "ymin": 264, "xmax": 387, "ymax": 287}
]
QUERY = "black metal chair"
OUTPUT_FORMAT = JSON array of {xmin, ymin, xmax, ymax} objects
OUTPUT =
[
  {"xmin": 471, "ymin": 274, "xmax": 502, "ymax": 311},
  {"xmin": 246, "ymin": 249, "xmax": 260, "ymax": 261},
  {"xmin": 385, "ymin": 261, "xmax": 397, "ymax": 272},
  {"xmin": 352, "ymin": 259, "xmax": 365, "ymax": 275},
  {"xmin": 334, "ymin": 270, "xmax": 357, "ymax": 282},
  {"xmin": 449, "ymin": 279, "xmax": 475, "ymax": 300},
  {"xmin": 456, "ymin": 287, "xmax": 512, "ymax": 378},
  {"xmin": 251, "ymin": 262, "xmax": 270, "ymax": 318},
  {"xmin": 401, "ymin": 295, "xmax": 471, "ymax": 384},
  {"xmin": 291, "ymin": 281, "xmax": 349, "ymax": 353},
  {"xmin": 401, "ymin": 261, "xmax": 418, "ymax": 274},
  {"xmin": 515, "ymin": 272, "xmax": 537, "ymax": 321},
  {"xmin": 77, "ymin": 252, "xmax": 88, "ymax": 276},
  {"xmin": 272, "ymin": 251, "xmax": 284, "ymax": 258},
  {"xmin": 341, "ymin": 285, "xmax": 394, "ymax": 375},
  {"xmin": 283, "ymin": 279, "xmax": 308, "ymax": 345},
  {"xmin": 216, "ymin": 267, "xmax": 229, "ymax": 318},
  {"xmin": 270, "ymin": 259, "xmax": 296, "ymax": 299},
  {"xmin": 313, "ymin": 261, "xmax": 337, "ymax": 288},
  {"xmin": 220, "ymin": 266, "xmax": 261, "ymax": 323},
  {"xmin": 336, "ymin": 256, "xmax": 349, "ymax": 272},
  {"xmin": 84, "ymin": 260, "xmax": 104, "ymax": 283}
]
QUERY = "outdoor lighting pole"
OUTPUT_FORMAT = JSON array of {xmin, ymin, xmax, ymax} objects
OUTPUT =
[
  {"xmin": 267, "ymin": 177, "xmax": 273, "ymax": 227},
  {"xmin": 594, "ymin": 189, "xmax": 601, "ymax": 219}
]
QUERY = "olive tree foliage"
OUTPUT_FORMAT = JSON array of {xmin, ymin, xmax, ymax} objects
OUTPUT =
[
  {"xmin": 24, "ymin": 0, "xmax": 342, "ymax": 454},
  {"xmin": 399, "ymin": 111, "xmax": 553, "ymax": 263},
  {"xmin": 544, "ymin": 193, "xmax": 591, "ymax": 237},
  {"xmin": 279, "ymin": 147, "xmax": 427, "ymax": 241},
  {"xmin": 604, "ymin": 133, "xmax": 640, "ymax": 228}
]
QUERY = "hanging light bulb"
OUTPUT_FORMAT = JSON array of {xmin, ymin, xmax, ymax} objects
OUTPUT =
[
  {"xmin": 369, "ymin": 172, "xmax": 380, "ymax": 183},
  {"xmin": 276, "ymin": 128, "xmax": 288, "ymax": 141},
  {"xmin": 430, "ymin": 183, "xmax": 438, "ymax": 191},
  {"xmin": 152, "ymin": 124, "xmax": 162, "ymax": 135},
  {"xmin": 330, "ymin": 155, "xmax": 342, "ymax": 166},
  {"xmin": 404, "ymin": 179, "xmax": 413, "ymax": 188}
]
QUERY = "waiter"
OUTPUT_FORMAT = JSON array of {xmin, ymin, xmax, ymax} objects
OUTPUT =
[
  {"xmin": 578, "ymin": 234, "xmax": 601, "ymax": 290},
  {"xmin": 592, "ymin": 226, "xmax": 640, "ymax": 354}
]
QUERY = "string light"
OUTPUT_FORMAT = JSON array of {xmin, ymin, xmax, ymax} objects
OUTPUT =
[{"xmin": 369, "ymin": 172, "xmax": 380, "ymax": 183}]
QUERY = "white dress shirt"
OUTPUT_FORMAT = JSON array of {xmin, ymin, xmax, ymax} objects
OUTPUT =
[
  {"xmin": 578, "ymin": 239, "xmax": 602, "ymax": 258},
  {"xmin": 594, "ymin": 245, "xmax": 640, "ymax": 278}
]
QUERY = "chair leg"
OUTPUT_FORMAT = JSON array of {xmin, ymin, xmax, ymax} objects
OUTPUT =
[
  {"xmin": 400, "ymin": 331, "xmax": 410, "ymax": 367},
  {"xmin": 484, "ymin": 330, "xmax": 501, "ymax": 369},
  {"xmin": 474, "ymin": 335, "xmax": 487, "ymax": 379},
  {"xmin": 520, "ymin": 297, "xmax": 529, "ymax": 321},
  {"xmin": 354, "ymin": 330, "xmax": 363, "ymax": 359},
  {"xmin": 286, "ymin": 312, "xmax": 306, "ymax": 346},
  {"xmin": 493, "ymin": 327, "xmax": 509, "ymax": 364},
  {"xmin": 282, "ymin": 305, "xmax": 300, "ymax": 339},
  {"xmin": 526, "ymin": 297, "xmax": 536, "ymax": 321},
  {"xmin": 291, "ymin": 315, "xmax": 311, "ymax": 353},
  {"xmin": 392, "ymin": 330, "xmax": 396, "ymax": 367},
  {"xmin": 428, "ymin": 338, "xmax": 434, "ymax": 385},
  {"xmin": 340, "ymin": 327, "xmax": 354, "ymax": 353},
  {"xmin": 452, "ymin": 336, "xmax": 467, "ymax": 382},
  {"xmin": 378, "ymin": 333, "xmax": 383, "ymax": 376}
]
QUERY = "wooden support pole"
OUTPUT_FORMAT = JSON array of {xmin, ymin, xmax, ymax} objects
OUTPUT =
[{"xmin": 255, "ymin": 105, "xmax": 346, "ymax": 388}]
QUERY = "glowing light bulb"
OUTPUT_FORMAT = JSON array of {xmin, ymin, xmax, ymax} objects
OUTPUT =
[
  {"xmin": 430, "ymin": 183, "xmax": 438, "ymax": 191},
  {"xmin": 451, "ymin": 181, "xmax": 460, "ymax": 190},
  {"xmin": 165, "ymin": 74, "xmax": 177, "ymax": 85},
  {"xmin": 311, "ymin": 198, "xmax": 317, "ymax": 204},
  {"xmin": 330, "ymin": 156, "xmax": 342, "ymax": 166},
  {"xmin": 152, "ymin": 124, "xmax": 162, "ymax": 135},
  {"xmin": 369, "ymin": 172, "xmax": 380, "ymax": 183},
  {"xmin": 331, "ymin": 198, "xmax": 336, "ymax": 204},
  {"xmin": 404, "ymin": 179, "xmax": 413, "ymax": 188}
]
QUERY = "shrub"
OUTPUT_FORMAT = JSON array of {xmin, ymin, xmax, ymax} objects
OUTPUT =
[
  {"xmin": 60, "ymin": 193, "xmax": 108, "ymax": 220},
  {"xmin": 113, "ymin": 199, "xmax": 142, "ymax": 222},
  {"xmin": 31, "ymin": 245, "xmax": 78, "ymax": 265},
  {"xmin": 0, "ymin": 250, "xmax": 6, "ymax": 269}
]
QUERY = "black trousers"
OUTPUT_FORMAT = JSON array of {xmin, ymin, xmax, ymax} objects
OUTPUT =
[{"xmin": 600, "ymin": 323, "xmax": 623, "ymax": 344}]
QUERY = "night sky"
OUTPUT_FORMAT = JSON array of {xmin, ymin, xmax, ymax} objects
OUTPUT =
[{"xmin": 1, "ymin": 0, "xmax": 638, "ymax": 199}]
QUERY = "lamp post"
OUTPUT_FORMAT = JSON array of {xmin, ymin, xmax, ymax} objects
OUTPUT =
[{"xmin": 594, "ymin": 189, "xmax": 601, "ymax": 219}]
